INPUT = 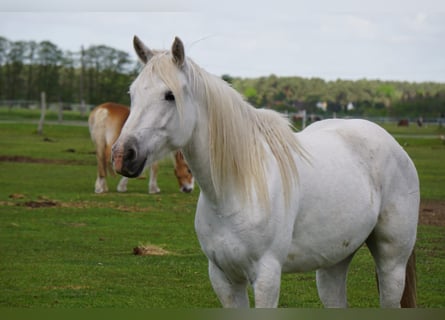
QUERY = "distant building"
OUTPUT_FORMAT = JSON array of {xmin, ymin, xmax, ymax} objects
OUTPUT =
[
  {"xmin": 347, "ymin": 102, "xmax": 355, "ymax": 111},
  {"xmin": 316, "ymin": 101, "xmax": 327, "ymax": 112}
]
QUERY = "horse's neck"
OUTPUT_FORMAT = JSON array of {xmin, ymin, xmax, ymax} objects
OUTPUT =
[{"xmin": 182, "ymin": 109, "xmax": 220, "ymax": 204}]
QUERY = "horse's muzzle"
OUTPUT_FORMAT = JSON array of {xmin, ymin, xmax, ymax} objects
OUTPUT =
[{"xmin": 112, "ymin": 140, "xmax": 145, "ymax": 178}]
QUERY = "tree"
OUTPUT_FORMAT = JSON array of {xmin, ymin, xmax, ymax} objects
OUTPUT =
[
  {"xmin": 244, "ymin": 87, "xmax": 258, "ymax": 106},
  {"xmin": 24, "ymin": 41, "xmax": 38, "ymax": 100},
  {"xmin": 5, "ymin": 40, "xmax": 27, "ymax": 102},
  {"xmin": 59, "ymin": 51, "xmax": 78, "ymax": 103},
  {"xmin": 0, "ymin": 37, "xmax": 10, "ymax": 100},
  {"xmin": 82, "ymin": 45, "xmax": 132, "ymax": 104},
  {"xmin": 222, "ymin": 74, "xmax": 233, "ymax": 84},
  {"xmin": 36, "ymin": 41, "xmax": 63, "ymax": 101}
]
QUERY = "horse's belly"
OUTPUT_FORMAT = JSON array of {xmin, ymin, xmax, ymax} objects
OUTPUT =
[
  {"xmin": 282, "ymin": 187, "xmax": 379, "ymax": 272},
  {"xmin": 281, "ymin": 127, "xmax": 383, "ymax": 272},
  {"xmin": 282, "ymin": 228, "xmax": 370, "ymax": 273}
]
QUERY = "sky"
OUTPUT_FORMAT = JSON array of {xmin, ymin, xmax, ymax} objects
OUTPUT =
[{"xmin": 1, "ymin": 0, "xmax": 445, "ymax": 83}]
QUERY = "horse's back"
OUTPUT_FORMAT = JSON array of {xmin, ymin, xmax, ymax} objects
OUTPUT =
[
  {"xmin": 301, "ymin": 119, "xmax": 418, "ymax": 201},
  {"xmin": 89, "ymin": 103, "xmax": 130, "ymax": 145},
  {"xmin": 90, "ymin": 102, "xmax": 129, "ymax": 128},
  {"xmin": 302, "ymin": 119, "xmax": 418, "ymax": 189}
]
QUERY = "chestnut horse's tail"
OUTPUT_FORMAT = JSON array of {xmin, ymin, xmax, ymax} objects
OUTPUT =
[{"xmin": 401, "ymin": 250, "xmax": 417, "ymax": 308}]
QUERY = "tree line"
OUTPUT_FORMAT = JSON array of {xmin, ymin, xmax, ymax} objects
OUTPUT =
[
  {"xmin": 0, "ymin": 36, "xmax": 137, "ymax": 108},
  {"xmin": 1, "ymin": 36, "xmax": 444, "ymax": 119},
  {"xmin": 226, "ymin": 75, "xmax": 445, "ymax": 119}
]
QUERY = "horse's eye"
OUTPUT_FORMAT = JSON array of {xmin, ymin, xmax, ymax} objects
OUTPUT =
[{"xmin": 164, "ymin": 91, "xmax": 175, "ymax": 102}]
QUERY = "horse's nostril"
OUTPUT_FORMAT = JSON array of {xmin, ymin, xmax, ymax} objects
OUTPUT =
[
  {"xmin": 182, "ymin": 187, "xmax": 193, "ymax": 193},
  {"xmin": 124, "ymin": 148, "xmax": 137, "ymax": 162}
]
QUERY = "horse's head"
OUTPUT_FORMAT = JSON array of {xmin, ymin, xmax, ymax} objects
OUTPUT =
[
  {"xmin": 173, "ymin": 150, "xmax": 194, "ymax": 193},
  {"xmin": 112, "ymin": 36, "xmax": 197, "ymax": 178}
]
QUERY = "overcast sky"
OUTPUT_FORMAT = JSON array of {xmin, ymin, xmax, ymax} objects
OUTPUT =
[{"xmin": 1, "ymin": 0, "xmax": 444, "ymax": 83}]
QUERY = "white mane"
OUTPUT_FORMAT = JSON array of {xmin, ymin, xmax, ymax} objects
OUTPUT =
[{"xmin": 147, "ymin": 53, "xmax": 305, "ymax": 207}]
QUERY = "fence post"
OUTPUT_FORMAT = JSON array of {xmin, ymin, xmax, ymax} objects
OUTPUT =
[
  {"xmin": 301, "ymin": 109, "xmax": 307, "ymax": 129},
  {"xmin": 37, "ymin": 92, "xmax": 46, "ymax": 135},
  {"xmin": 80, "ymin": 99, "xmax": 86, "ymax": 117},
  {"xmin": 58, "ymin": 100, "xmax": 63, "ymax": 123}
]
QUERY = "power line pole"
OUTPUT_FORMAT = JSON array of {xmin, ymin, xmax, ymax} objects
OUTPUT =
[{"xmin": 79, "ymin": 45, "xmax": 85, "ymax": 116}]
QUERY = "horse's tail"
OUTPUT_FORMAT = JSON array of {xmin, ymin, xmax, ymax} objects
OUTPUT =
[
  {"xmin": 88, "ymin": 106, "xmax": 111, "ymax": 177},
  {"xmin": 88, "ymin": 108, "xmax": 97, "ymax": 142},
  {"xmin": 401, "ymin": 250, "xmax": 417, "ymax": 308}
]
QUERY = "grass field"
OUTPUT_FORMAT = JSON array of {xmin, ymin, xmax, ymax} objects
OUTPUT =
[{"xmin": 0, "ymin": 119, "xmax": 444, "ymax": 308}]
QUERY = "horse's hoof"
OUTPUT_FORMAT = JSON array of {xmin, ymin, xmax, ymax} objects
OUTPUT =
[{"xmin": 149, "ymin": 188, "xmax": 161, "ymax": 194}]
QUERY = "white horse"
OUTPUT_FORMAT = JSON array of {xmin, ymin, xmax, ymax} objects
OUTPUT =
[{"xmin": 112, "ymin": 36, "xmax": 419, "ymax": 308}]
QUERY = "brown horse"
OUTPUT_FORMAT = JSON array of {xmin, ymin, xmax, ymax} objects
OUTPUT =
[{"xmin": 88, "ymin": 102, "xmax": 194, "ymax": 194}]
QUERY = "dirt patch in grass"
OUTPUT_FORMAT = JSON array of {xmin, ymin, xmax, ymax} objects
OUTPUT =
[
  {"xmin": 4, "ymin": 193, "xmax": 445, "ymax": 227},
  {"xmin": 23, "ymin": 200, "xmax": 58, "ymax": 208},
  {"xmin": 133, "ymin": 244, "xmax": 172, "ymax": 256},
  {"xmin": 4, "ymin": 194, "xmax": 153, "ymax": 213},
  {"xmin": 58, "ymin": 200, "xmax": 153, "ymax": 213},
  {"xmin": 419, "ymin": 200, "xmax": 445, "ymax": 227}
]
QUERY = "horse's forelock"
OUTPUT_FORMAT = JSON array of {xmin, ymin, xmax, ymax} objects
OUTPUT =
[{"xmin": 142, "ymin": 53, "xmax": 186, "ymax": 117}]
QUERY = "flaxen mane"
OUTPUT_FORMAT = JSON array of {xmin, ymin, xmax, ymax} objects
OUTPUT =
[{"xmin": 147, "ymin": 52, "xmax": 305, "ymax": 208}]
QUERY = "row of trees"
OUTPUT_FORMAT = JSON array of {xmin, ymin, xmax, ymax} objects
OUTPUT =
[
  {"xmin": 1, "ymin": 36, "xmax": 444, "ymax": 118},
  {"xmin": 227, "ymin": 75, "xmax": 445, "ymax": 118},
  {"xmin": 0, "ymin": 36, "xmax": 137, "ymax": 107}
]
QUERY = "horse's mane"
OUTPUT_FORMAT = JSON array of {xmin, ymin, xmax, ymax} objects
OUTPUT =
[{"xmin": 147, "ymin": 53, "xmax": 305, "ymax": 208}]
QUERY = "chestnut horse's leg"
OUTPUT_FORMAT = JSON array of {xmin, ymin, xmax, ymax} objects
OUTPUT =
[
  {"xmin": 148, "ymin": 162, "xmax": 161, "ymax": 194},
  {"xmin": 94, "ymin": 136, "xmax": 108, "ymax": 193}
]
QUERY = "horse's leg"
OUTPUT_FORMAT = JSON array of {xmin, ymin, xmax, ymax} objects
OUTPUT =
[
  {"xmin": 148, "ymin": 162, "xmax": 161, "ymax": 194},
  {"xmin": 366, "ymin": 197, "xmax": 418, "ymax": 308},
  {"xmin": 366, "ymin": 229, "xmax": 416, "ymax": 307},
  {"xmin": 117, "ymin": 177, "xmax": 128, "ymax": 192},
  {"xmin": 208, "ymin": 261, "xmax": 249, "ymax": 308},
  {"xmin": 94, "ymin": 144, "xmax": 108, "ymax": 193},
  {"xmin": 105, "ymin": 144, "xmax": 115, "ymax": 177},
  {"xmin": 252, "ymin": 257, "xmax": 282, "ymax": 308},
  {"xmin": 316, "ymin": 254, "xmax": 354, "ymax": 308},
  {"xmin": 366, "ymin": 240, "xmax": 412, "ymax": 307},
  {"xmin": 95, "ymin": 177, "xmax": 107, "ymax": 193}
]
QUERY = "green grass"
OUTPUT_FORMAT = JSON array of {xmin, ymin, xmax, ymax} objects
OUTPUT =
[
  {"xmin": 0, "ymin": 121, "xmax": 444, "ymax": 308},
  {"xmin": 398, "ymin": 141, "xmax": 445, "ymax": 200},
  {"xmin": 379, "ymin": 122, "xmax": 445, "ymax": 136}
]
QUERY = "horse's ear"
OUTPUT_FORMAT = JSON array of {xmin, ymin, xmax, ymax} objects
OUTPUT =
[
  {"xmin": 171, "ymin": 37, "xmax": 185, "ymax": 67},
  {"xmin": 133, "ymin": 35, "xmax": 154, "ymax": 64},
  {"xmin": 175, "ymin": 150, "xmax": 184, "ymax": 161}
]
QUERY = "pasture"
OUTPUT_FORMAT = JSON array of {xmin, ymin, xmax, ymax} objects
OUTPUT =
[{"xmin": 0, "ymin": 120, "xmax": 444, "ymax": 308}]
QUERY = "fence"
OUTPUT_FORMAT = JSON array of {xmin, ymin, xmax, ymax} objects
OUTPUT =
[
  {"xmin": 0, "ymin": 99, "xmax": 95, "ymax": 114},
  {"xmin": 1, "ymin": 100, "xmax": 443, "ymax": 129}
]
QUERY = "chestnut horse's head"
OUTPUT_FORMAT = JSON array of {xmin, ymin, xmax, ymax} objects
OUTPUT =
[{"xmin": 173, "ymin": 150, "xmax": 194, "ymax": 193}]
